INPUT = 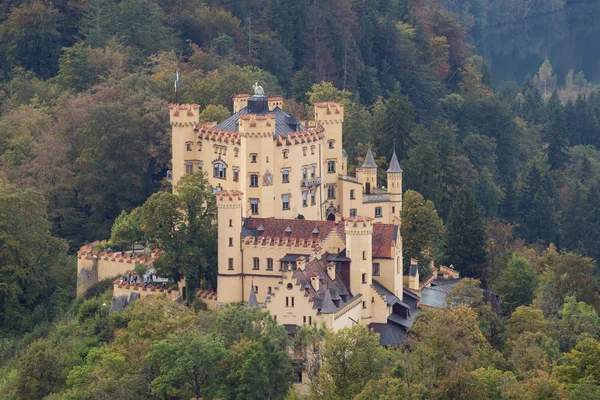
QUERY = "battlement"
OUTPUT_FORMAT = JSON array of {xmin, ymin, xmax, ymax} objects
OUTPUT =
[
  {"xmin": 344, "ymin": 216, "xmax": 374, "ymax": 234},
  {"xmin": 169, "ymin": 104, "xmax": 200, "ymax": 126},
  {"xmin": 238, "ymin": 113, "xmax": 275, "ymax": 136},
  {"xmin": 242, "ymin": 235, "xmax": 323, "ymax": 252},
  {"xmin": 314, "ymin": 102, "xmax": 345, "ymax": 123},
  {"xmin": 216, "ymin": 190, "xmax": 244, "ymax": 206}
]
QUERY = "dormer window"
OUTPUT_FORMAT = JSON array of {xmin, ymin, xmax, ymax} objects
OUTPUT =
[
  {"xmin": 312, "ymin": 227, "xmax": 319, "ymax": 238},
  {"xmin": 284, "ymin": 226, "xmax": 292, "ymax": 236},
  {"xmin": 250, "ymin": 153, "xmax": 258, "ymax": 163}
]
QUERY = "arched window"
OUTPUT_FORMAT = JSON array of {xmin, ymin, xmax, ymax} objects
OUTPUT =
[
  {"xmin": 310, "ymin": 165, "xmax": 316, "ymax": 178},
  {"xmin": 302, "ymin": 147, "xmax": 307, "ymax": 156},
  {"xmin": 283, "ymin": 149, "xmax": 289, "ymax": 159},
  {"xmin": 234, "ymin": 147, "xmax": 239, "ymax": 157},
  {"xmin": 197, "ymin": 141, "xmax": 202, "ymax": 151},
  {"xmin": 186, "ymin": 162, "xmax": 193, "ymax": 175},
  {"xmin": 311, "ymin": 145, "xmax": 315, "ymax": 155},
  {"xmin": 213, "ymin": 162, "xmax": 226, "ymax": 179}
]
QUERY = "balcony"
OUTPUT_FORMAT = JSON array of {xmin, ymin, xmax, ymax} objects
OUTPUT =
[{"xmin": 301, "ymin": 177, "xmax": 322, "ymax": 187}]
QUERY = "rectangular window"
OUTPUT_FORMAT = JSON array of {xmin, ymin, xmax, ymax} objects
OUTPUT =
[
  {"xmin": 228, "ymin": 237, "xmax": 233, "ymax": 247},
  {"xmin": 392, "ymin": 206, "xmax": 395, "ymax": 214},
  {"xmin": 362, "ymin": 301, "xmax": 367, "ymax": 309},
  {"xmin": 186, "ymin": 162, "xmax": 193, "ymax": 175},
  {"xmin": 268, "ymin": 286, "xmax": 272, "ymax": 294},
  {"xmin": 286, "ymin": 297, "xmax": 289, "ymax": 307},
  {"xmin": 350, "ymin": 208, "xmax": 357, "ymax": 217},
  {"xmin": 373, "ymin": 263, "xmax": 380, "ymax": 276},
  {"xmin": 310, "ymin": 166, "xmax": 316, "ymax": 178},
  {"xmin": 302, "ymin": 192, "xmax": 307, "ymax": 207},
  {"xmin": 283, "ymin": 150, "xmax": 288, "ymax": 159},
  {"xmin": 309, "ymin": 316, "xmax": 312, "ymax": 325},
  {"xmin": 303, "ymin": 316, "xmax": 307, "ymax": 324},
  {"xmin": 350, "ymin": 189, "xmax": 355, "ymax": 199},
  {"xmin": 233, "ymin": 169, "xmax": 239, "ymax": 182},
  {"xmin": 302, "ymin": 168, "xmax": 307, "ymax": 179},
  {"xmin": 291, "ymin": 297, "xmax": 295, "ymax": 307},
  {"xmin": 251, "ymin": 154, "xmax": 257, "ymax": 163},
  {"xmin": 282, "ymin": 194, "xmax": 290, "ymax": 210},
  {"xmin": 254, "ymin": 286, "xmax": 258, "ymax": 294},
  {"xmin": 328, "ymin": 140, "xmax": 334, "ymax": 149},
  {"xmin": 311, "ymin": 191, "xmax": 316, "ymax": 206},
  {"xmin": 198, "ymin": 161, "xmax": 203, "ymax": 170},
  {"xmin": 327, "ymin": 186, "xmax": 335, "ymax": 200},
  {"xmin": 213, "ymin": 163, "xmax": 226, "ymax": 179},
  {"xmin": 362, "ymin": 273, "xmax": 366, "ymax": 283},
  {"xmin": 186, "ymin": 142, "xmax": 192, "ymax": 151},
  {"xmin": 250, "ymin": 174, "xmax": 259, "ymax": 187},
  {"xmin": 250, "ymin": 199, "xmax": 259, "ymax": 215},
  {"xmin": 267, "ymin": 258, "xmax": 273, "ymax": 271},
  {"xmin": 228, "ymin": 258, "xmax": 234, "ymax": 270},
  {"xmin": 253, "ymin": 258, "xmax": 259, "ymax": 270},
  {"xmin": 327, "ymin": 161, "xmax": 336, "ymax": 173},
  {"xmin": 375, "ymin": 207, "xmax": 382, "ymax": 218},
  {"xmin": 362, "ymin": 251, "xmax": 366, "ymax": 260},
  {"xmin": 282, "ymin": 170, "xmax": 289, "ymax": 183},
  {"xmin": 229, "ymin": 219, "xmax": 233, "ymax": 227}
]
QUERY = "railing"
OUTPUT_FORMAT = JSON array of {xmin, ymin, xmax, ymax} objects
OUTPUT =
[
  {"xmin": 363, "ymin": 193, "xmax": 390, "ymax": 203},
  {"xmin": 301, "ymin": 177, "xmax": 322, "ymax": 187}
]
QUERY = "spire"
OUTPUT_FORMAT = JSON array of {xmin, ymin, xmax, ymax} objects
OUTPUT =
[
  {"xmin": 248, "ymin": 284, "xmax": 258, "ymax": 308},
  {"xmin": 320, "ymin": 288, "xmax": 337, "ymax": 314},
  {"xmin": 361, "ymin": 148, "xmax": 377, "ymax": 168},
  {"xmin": 387, "ymin": 148, "xmax": 402, "ymax": 173}
]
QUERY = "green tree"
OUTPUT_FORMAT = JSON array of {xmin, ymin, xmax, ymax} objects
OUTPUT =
[
  {"xmin": 400, "ymin": 190, "xmax": 443, "ymax": 271},
  {"xmin": 110, "ymin": 209, "xmax": 143, "ymax": 250},
  {"xmin": 311, "ymin": 324, "xmax": 390, "ymax": 400},
  {"xmin": 307, "ymin": 81, "xmax": 352, "ymax": 105},
  {"xmin": 15, "ymin": 340, "xmax": 69, "ymax": 400},
  {"xmin": 493, "ymin": 254, "xmax": 538, "ymax": 314},
  {"xmin": 506, "ymin": 306, "xmax": 548, "ymax": 342},
  {"xmin": 149, "ymin": 331, "xmax": 226, "ymax": 400},
  {"xmin": 545, "ymin": 91, "xmax": 569, "ymax": 170},
  {"xmin": 441, "ymin": 187, "xmax": 488, "ymax": 279},
  {"xmin": 556, "ymin": 338, "xmax": 600, "ymax": 387},
  {"xmin": 140, "ymin": 171, "xmax": 217, "ymax": 299},
  {"xmin": 446, "ymin": 278, "xmax": 483, "ymax": 308},
  {"xmin": 0, "ymin": 1, "xmax": 63, "ymax": 78},
  {"xmin": 557, "ymin": 296, "xmax": 600, "ymax": 352}
]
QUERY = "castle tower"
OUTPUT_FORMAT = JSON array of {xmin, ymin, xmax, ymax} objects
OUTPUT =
[
  {"xmin": 237, "ymin": 95, "xmax": 275, "ymax": 217},
  {"xmin": 315, "ymin": 102, "xmax": 344, "ymax": 215},
  {"xmin": 217, "ymin": 190, "xmax": 244, "ymax": 304},
  {"xmin": 356, "ymin": 148, "xmax": 377, "ymax": 194},
  {"xmin": 387, "ymin": 148, "xmax": 403, "ymax": 220},
  {"xmin": 169, "ymin": 104, "xmax": 201, "ymax": 188},
  {"xmin": 344, "ymin": 216, "xmax": 374, "ymax": 323}
]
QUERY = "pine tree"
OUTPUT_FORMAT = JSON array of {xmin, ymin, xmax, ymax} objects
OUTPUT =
[
  {"xmin": 442, "ymin": 187, "xmax": 488, "ymax": 279},
  {"xmin": 562, "ymin": 181, "xmax": 588, "ymax": 255},
  {"xmin": 545, "ymin": 91, "xmax": 569, "ymax": 170}
]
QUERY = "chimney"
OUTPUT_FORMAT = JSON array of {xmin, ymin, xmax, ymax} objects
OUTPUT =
[
  {"xmin": 327, "ymin": 262, "xmax": 336, "ymax": 280},
  {"xmin": 297, "ymin": 256, "xmax": 306, "ymax": 271},
  {"xmin": 311, "ymin": 273, "xmax": 320, "ymax": 291}
]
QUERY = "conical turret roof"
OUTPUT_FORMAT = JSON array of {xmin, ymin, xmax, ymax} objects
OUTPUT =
[
  {"xmin": 248, "ymin": 286, "xmax": 258, "ymax": 308},
  {"xmin": 361, "ymin": 148, "xmax": 377, "ymax": 168},
  {"xmin": 320, "ymin": 288, "xmax": 337, "ymax": 314},
  {"xmin": 387, "ymin": 149, "xmax": 402, "ymax": 173}
]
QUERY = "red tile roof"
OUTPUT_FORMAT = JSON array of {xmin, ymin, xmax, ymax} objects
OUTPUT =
[{"xmin": 243, "ymin": 218, "xmax": 397, "ymax": 258}]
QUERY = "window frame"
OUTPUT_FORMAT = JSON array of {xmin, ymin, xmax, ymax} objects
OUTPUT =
[{"xmin": 327, "ymin": 160, "xmax": 336, "ymax": 173}]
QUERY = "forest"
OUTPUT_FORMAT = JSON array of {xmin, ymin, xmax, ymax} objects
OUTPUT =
[{"xmin": 2, "ymin": 0, "xmax": 600, "ymax": 398}]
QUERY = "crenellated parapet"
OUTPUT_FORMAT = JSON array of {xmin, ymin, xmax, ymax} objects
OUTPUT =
[
  {"xmin": 344, "ymin": 216, "xmax": 374, "ymax": 236},
  {"xmin": 314, "ymin": 102, "xmax": 345, "ymax": 124},
  {"xmin": 169, "ymin": 104, "xmax": 200, "ymax": 127},
  {"xmin": 216, "ymin": 190, "xmax": 244, "ymax": 209}
]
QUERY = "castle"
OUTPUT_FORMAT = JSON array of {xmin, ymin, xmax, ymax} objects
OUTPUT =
[{"xmin": 77, "ymin": 87, "xmax": 433, "ymax": 346}]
